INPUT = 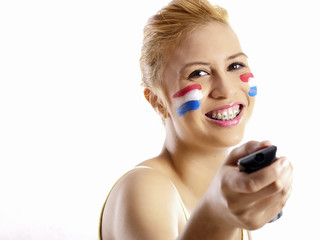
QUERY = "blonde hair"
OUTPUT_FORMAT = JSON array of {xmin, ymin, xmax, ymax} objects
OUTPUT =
[{"xmin": 140, "ymin": 0, "xmax": 229, "ymax": 98}]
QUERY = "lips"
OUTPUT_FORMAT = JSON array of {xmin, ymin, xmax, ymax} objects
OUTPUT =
[{"xmin": 205, "ymin": 103, "xmax": 243, "ymax": 127}]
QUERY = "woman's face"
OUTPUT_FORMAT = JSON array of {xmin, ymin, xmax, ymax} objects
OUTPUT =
[{"xmin": 162, "ymin": 22, "xmax": 255, "ymax": 148}]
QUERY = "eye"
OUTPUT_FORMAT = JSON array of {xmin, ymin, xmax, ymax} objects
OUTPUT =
[
  {"xmin": 227, "ymin": 62, "xmax": 245, "ymax": 71},
  {"xmin": 188, "ymin": 70, "xmax": 208, "ymax": 79}
]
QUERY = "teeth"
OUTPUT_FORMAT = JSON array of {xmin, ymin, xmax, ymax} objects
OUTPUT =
[
  {"xmin": 228, "ymin": 110, "xmax": 234, "ymax": 120},
  {"xmin": 222, "ymin": 112, "xmax": 228, "ymax": 120},
  {"xmin": 207, "ymin": 105, "xmax": 241, "ymax": 121}
]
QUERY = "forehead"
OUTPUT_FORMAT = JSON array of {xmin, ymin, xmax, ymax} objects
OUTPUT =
[{"xmin": 167, "ymin": 22, "xmax": 242, "ymax": 65}]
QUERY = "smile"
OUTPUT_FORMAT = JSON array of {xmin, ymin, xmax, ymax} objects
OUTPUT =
[{"xmin": 205, "ymin": 103, "xmax": 243, "ymax": 127}]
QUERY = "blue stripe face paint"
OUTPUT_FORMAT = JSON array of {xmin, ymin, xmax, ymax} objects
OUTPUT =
[
  {"xmin": 248, "ymin": 86, "xmax": 257, "ymax": 97},
  {"xmin": 176, "ymin": 100, "xmax": 201, "ymax": 117}
]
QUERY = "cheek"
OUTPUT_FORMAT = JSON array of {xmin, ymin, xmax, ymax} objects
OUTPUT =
[
  {"xmin": 240, "ymin": 73, "xmax": 257, "ymax": 97},
  {"xmin": 172, "ymin": 84, "xmax": 203, "ymax": 117}
]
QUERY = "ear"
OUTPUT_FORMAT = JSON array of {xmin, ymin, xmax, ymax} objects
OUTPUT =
[{"xmin": 144, "ymin": 88, "xmax": 169, "ymax": 119}]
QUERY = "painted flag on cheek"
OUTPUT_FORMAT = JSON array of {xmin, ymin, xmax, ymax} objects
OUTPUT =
[
  {"xmin": 172, "ymin": 84, "xmax": 203, "ymax": 117},
  {"xmin": 240, "ymin": 73, "xmax": 257, "ymax": 97}
]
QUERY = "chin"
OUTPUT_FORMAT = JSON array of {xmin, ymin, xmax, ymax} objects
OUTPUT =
[
  {"xmin": 220, "ymin": 133, "xmax": 244, "ymax": 147},
  {"xmin": 200, "ymin": 125, "xmax": 246, "ymax": 149}
]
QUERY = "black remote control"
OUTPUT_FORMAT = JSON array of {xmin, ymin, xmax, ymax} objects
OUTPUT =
[{"xmin": 237, "ymin": 145, "xmax": 283, "ymax": 222}]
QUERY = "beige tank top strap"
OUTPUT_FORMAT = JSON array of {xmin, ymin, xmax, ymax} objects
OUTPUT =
[{"xmin": 242, "ymin": 228, "xmax": 250, "ymax": 240}]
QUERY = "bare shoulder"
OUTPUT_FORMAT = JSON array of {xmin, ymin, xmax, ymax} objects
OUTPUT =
[{"xmin": 101, "ymin": 166, "xmax": 185, "ymax": 240}]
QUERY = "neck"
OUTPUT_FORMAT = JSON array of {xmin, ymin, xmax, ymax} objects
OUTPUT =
[{"xmin": 162, "ymin": 132, "xmax": 230, "ymax": 201}]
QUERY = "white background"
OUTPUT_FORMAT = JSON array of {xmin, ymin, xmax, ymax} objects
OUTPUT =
[{"xmin": 0, "ymin": 0, "xmax": 319, "ymax": 239}]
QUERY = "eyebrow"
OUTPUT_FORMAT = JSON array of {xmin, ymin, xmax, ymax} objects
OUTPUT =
[
  {"xmin": 179, "ymin": 61, "xmax": 211, "ymax": 74},
  {"xmin": 227, "ymin": 52, "xmax": 248, "ymax": 60}
]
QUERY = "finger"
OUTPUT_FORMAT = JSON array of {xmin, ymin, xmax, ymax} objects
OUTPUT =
[
  {"xmin": 225, "ymin": 140, "xmax": 272, "ymax": 166},
  {"xmin": 253, "ymin": 174, "xmax": 292, "ymax": 214},
  {"xmin": 247, "ymin": 157, "xmax": 293, "ymax": 193},
  {"xmin": 232, "ymin": 160, "xmax": 293, "ymax": 206},
  {"xmin": 225, "ymin": 160, "xmax": 293, "ymax": 214},
  {"xmin": 254, "ymin": 185, "xmax": 292, "ymax": 225},
  {"xmin": 227, "ymin": 157, "xmax": 290, "ymax": 193},
  {"xmin": 239, "ymin": 186, "xmax": 292, "ymax": 230}
]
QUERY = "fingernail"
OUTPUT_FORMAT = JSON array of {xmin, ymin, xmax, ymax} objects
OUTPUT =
[{"xmin": 281, "ymin": 157, "xmax": 289, "ymax": 168}]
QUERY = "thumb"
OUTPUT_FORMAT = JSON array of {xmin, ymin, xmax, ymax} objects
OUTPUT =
[{"xmin": 225, "ymin": 140, "xmax": 272, "ymax": 166}]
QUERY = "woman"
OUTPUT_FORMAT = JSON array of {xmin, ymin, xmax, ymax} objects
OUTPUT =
[{"xmin": 100, "ymin": 0, "xmax": 293, "ymax": 239}]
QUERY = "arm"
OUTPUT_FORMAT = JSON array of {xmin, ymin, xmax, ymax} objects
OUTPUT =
[{"xmin": 101, "ymin": 141, "xmax": 293, "ymax": 240}]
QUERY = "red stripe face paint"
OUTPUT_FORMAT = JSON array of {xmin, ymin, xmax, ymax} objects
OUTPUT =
[
  {"xmin": 240, "ymin": 73, "xmax": 257, "ymax": 97},
  {"xmin": 240, "ymin": 73, "xmax": 253, "ymax": 83},
  {"xmin": 172, "ymin": 84, "xmax": 202, "ymax": 98}
]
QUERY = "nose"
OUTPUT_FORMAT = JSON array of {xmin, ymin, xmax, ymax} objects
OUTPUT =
[{"xmin": 209, "ymin": 73, "xmax": 236, "ymax": 99}]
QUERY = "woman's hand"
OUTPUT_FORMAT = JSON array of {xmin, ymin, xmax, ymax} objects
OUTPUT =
[{"xmin": 206, "ymin": 141, "xmax": 293, "ymax": 230}]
